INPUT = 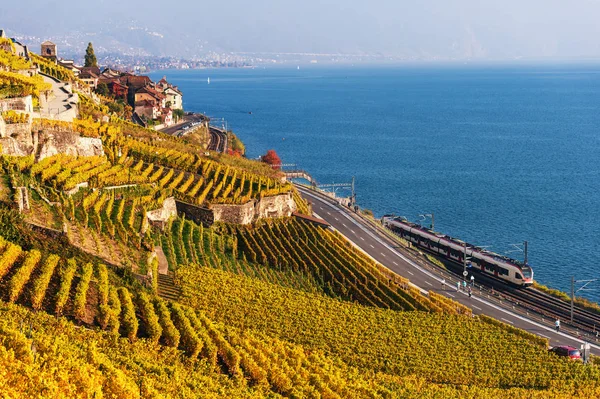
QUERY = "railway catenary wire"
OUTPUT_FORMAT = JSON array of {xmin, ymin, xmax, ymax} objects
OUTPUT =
[{"xmin": 383, "ymin": 226, "xmax": 600, "ymax": 338}]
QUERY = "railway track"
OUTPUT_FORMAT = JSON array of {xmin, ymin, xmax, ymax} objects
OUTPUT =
[
  {"xmin": 208, "ymin": 127, "xmax": 227, "ymax": 152},
  {"xmin": 382, "ymin": 227, "xmax": 600, "ymax": 337}
]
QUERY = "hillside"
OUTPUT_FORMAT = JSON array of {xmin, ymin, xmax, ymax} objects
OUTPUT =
[{"xmin": 2, "ymin": 32, "xmax": 600, "ymax": 399}]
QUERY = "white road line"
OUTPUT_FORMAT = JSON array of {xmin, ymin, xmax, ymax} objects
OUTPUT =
[
  {"xmin": 342, "ymin": 223, "xmax": 347, "ymax": 227},
  {"xmin": 446, "ymin": 293, "xmax": 455, "ymax": 298},
  {"xmin": 381, "ymin": 253, "xmax": 386, "ymax": 257},
  {"xmin": 369, "ymin": 244, "xmax": 375, "ymax": 248},
  {"xmin": 298, "ymin": 186, "xmax": 600, "ymax": 350},
  {"xmin": 472, "ymin": 305, "xmax": 482, "ymax": 311},
  {"xmin": 327, "ymin": 211, "xmax": 331, "ymax": 215},
  {"xmin": 393, "ymin": 261, "xmax": 398, "ymax": 265},
  {"xmin": 425, "ymin": 281, "xmax": 433, "ymax": 286},
  {"xmin": 501, "ymin": 318, "xmax": 514, "ymax": 325},
  {"xmin": 538, "ymin": 333, "xmax": 551, "ymax": 339},
  {"xmin": 350, "ymin": 229, "xmax": 356, "ymax": 234},
  {"xmin": 334, "ymin": 217, "xmax": 339, "ymax": 221}
]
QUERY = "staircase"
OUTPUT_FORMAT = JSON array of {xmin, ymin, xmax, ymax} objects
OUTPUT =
[{"xmin": 158, "ymin": 273, "xmax": 182, "ymax": 301}]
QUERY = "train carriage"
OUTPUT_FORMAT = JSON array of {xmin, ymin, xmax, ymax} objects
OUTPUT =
[{"xmin": 382, "ymin": 216, "xmax": 533, "ymax": 286}]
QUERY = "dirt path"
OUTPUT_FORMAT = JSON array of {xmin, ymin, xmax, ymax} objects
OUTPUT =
[{"xmin": 154, "ymin": 246, "xmax": 169, "ymax": 274}]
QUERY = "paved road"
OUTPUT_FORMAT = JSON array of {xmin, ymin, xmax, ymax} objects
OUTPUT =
[
  {"xmin": 40, "ymin": 74, "xmax": 77, "ymax": 121},
  {"xmin": 296, "ymin": 185, "xmax": 600, "ymax": 356},
  {"xmin": 160, "ymin": 114, "xmax": 206, "ymax": 136}
]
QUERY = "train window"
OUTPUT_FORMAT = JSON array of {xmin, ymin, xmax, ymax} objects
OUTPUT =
[
  {"xmin": 515, "ymin": 273, "xmax": 522, "ymax": 280},
  {"xmin": 499, "ymin": 267, "xmax": 509, "ymax": 276}
]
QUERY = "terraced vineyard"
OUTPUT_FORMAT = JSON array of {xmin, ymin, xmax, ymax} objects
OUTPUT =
[
  {"xmin": 161, "ymin": 217, "xmax": 324, "ymax": 294},
  {"xmin": 227, "ymin": 218, "xmax": 470, "ymax": 314},
  {"xmin": 177, "ymin": 266, "xmax": 600, "ymax": 394}
]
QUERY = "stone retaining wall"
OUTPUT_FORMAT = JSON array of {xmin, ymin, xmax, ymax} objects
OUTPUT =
[
  {"xmin": 175, "ymin": 200, "xmax": 214, "ymax": 227},
  {"xmin": 174, "ymin": 192, "xmax": 296, "ymax": 226}
]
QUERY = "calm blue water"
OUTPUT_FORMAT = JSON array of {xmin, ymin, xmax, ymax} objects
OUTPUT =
[{"xmin": 151, "ymin": 65, "xmax": 600, "ymax": 300}]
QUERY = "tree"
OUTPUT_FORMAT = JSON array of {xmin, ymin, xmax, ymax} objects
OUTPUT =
[
  {"xmin": 84, "ymin": 42, "xmax": 98, "ymax": 67},
  {"xmin": 261, "ymin": 149, "xmax": 281, "ymax": 170},
  {"xmin": 95, "ymin": 82, "xmax": 109, "ymax": 96},
  {"xmin": 173, "ymin": 108, "xmax": 185, "ymax": 122}
]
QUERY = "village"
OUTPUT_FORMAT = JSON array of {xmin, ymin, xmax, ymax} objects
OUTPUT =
[{"xmin": 1, "ymin": 29, "xmax": 184, "ymax": 130}]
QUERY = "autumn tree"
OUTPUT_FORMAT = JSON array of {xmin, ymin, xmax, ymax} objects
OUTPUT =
[
  {"xmin": 84, "ymin": 42, "xmax": 98, "ymax": 67},
  {"xmin": 261, "ymin": 149, "xmax": 281, "ymax": 170}
]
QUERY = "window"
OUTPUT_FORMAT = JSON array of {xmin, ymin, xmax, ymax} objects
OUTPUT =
[
  {"xmin": 498, "ymin": 267, "xmax": 509, "ymax": 276},
  {"xmin": 515, "ymin": 273, "xmax": 523, "ymax": 280}
]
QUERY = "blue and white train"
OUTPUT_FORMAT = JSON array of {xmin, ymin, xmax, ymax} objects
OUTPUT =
[{"xmin": 382, "ymin": 216, "xmax": 533, "ymax": 286}]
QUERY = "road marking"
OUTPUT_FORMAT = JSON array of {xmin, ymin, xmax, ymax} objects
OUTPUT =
[
  {"xmin": 425, "ymin": 281, "xmax": 433, "ymax": 286},
  {"xmin": 393, "ymin": 261, "xmax": 398, "ymax": 265},
  {"xmin": 350, "ymin": 229, "xmax": 356, "ymax": 234},
  {"xmin": 342, "ymin": 223, "xmax": 347, "ymax": 227},
  {"xmin": 472, "ymin": 305, "xmax": 482, "ymax": 311},
  {"xmin": 297, "ymin": 186, "xmax": 600, "ymax": 350},
  {"xmin": 327, "ymin": 211, "xmax": 331, "ymax": 215},
  {"xmin": 501, "ymin": 318, "xmax": 514, "ymax": 325},
  {"xmin": 407, "ymin": 271, "xmax": 414, "ymax": 276},
  {"xmin": 369, "ymin": 244, "xmax": 375, "ymax": 248},
  {"xmin": 445, "ymin": 293, "xmax": 455, "ymax": 298},
  {"xmin": 381, "ymin": 253, "xmax": 386, "ymax": 257}
]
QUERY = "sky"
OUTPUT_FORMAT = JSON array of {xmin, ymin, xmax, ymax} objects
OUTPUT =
[{"xmin": 2, "ymin": 0, "xmax": 600, "ymax": 60}]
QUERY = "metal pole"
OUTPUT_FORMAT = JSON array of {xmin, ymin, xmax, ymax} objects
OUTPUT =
[
  {"xmin": 431, "ymin": 213, "xmax": 435, "ymax": 231},
  {"xmin": 463, "ymin": 242, "xmax": 467, "ymax": 279},
  {"xmin": 524, "ymin": 240, "xmax": 528, "ymax": 265},
  {"xmin": 571, "ymin": 276, "xmax": 575, "ymax": 323},
  {"xmin": 351, "ymin": 176, "xmax": 355, "ymax": 206}
]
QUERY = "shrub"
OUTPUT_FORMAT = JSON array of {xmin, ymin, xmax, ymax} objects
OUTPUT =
[
  {"xmin": 30, "ymin": 254, "xmax": 60, "ymax": 310},
  {"xmin": 8, "ymin": 249, "xmax": 41, "ymax": 303},
  {"xmin": 137, "ymin": 291, "xmax": 161, "ymax": 344},
  {"xmin": 170, "ymin": 303, "xmax": 202, "ymax": 358},
  {"xmin": 73, "ymin": 262, "xmax": 93, "ymax": 322},
  {"xmin": 54, "ymin": 258, "xmax": 78, "ymax": 315},
  {"xmin": 117, "ymin": 287, "xmax": 138, "ymax": 341},
  {"xmin": 154, "ymin": 299, "xmax": 180, "ymax": 348}
]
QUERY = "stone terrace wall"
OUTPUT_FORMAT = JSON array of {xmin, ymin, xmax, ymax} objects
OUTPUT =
[
  {"xmin": 175, "ymin": 200, "xmax": 215, "ymax": 227},
  {"xmin": 0, "ymin": 96, "xmax": 33, "ymax": 113},
  {"xmin": 175, "ymin": 192, "xmax": 297, "ymax": 226},
  {"xmin": 211, "ymin": 201, "xmax": 256, "ymax": 225}
]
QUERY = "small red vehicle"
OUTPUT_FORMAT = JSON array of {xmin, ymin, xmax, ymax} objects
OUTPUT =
[{"xmin": 549, "ymin": 345, "xmax": 581, "ymax": 360}]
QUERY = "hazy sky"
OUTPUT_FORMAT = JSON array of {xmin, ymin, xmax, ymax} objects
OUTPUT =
[{"xmin": 3, "ymin": 0, "xmax": 600, "ymax": 59}]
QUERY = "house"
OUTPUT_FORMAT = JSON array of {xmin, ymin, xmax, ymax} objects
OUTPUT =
[
  {"xmin": 134, "ymin": 86, "xmax": 166, "ymax": 108},
  {"xmin": 134, "ymin": 99, "xmax": 160, "ymax": 121},
  {"xmin": 119, "ymin": 74, "xmax": 152, "ymax": 105},
  {"xmin": 156, "ymin": 76, "xmax": 183, "ymax": 110},
  {"xmin": 159, "ymin": 107, "xmax": 173, "ymax": 126},
  {"xmin": 163, "ymin": 86, "xmax": 183, "ymax": 110},
  {"xmin": 78, "ymin": 66, "xmax": 101, "ymax": 89}
]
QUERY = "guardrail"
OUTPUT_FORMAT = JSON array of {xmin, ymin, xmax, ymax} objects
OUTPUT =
[{"xmin": 295, "ymin": 183, "xmax": 600, "ymax": 344}]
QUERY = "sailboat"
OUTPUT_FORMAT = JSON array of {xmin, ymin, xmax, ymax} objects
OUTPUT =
[{"xmin": 207, "ymin": 77, "xmax": 210, "ymax": 84}]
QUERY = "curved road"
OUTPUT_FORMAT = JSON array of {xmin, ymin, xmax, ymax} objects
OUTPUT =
[{"xmin": 296, "ymin": 185, "xmax": 600, "ymax": 356}]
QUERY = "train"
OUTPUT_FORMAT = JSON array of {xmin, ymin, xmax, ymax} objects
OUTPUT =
[{"xmin": 382, "ymin": 216, "xmax": 534, "ymax": 287}]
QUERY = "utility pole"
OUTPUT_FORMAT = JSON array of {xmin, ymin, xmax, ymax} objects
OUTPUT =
[
  {"xmin": 463, "ymin": 242, "xmax": 468, "ymax": 280},
  {"xmin": 351, "ymin": 176, "xmax": 356, "ymax": 206},
  {"xmin": 431, "ymin": 213, "xmax": 435, "ymax": 231},
  {"xmin": 570, "ymin": 277, "xmax": 598, "ymax": 323},
  {"xmin": 524, "ymin": 240, "xmax": 528, "ymax": 265},
  {"xmin": 571, "ymin": 276, "xmax": 575, "ymax": 323}
]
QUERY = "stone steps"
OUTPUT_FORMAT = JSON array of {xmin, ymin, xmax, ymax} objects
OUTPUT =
[{"xmin": 158, "ymin": 273, "xmax": 181, "ymax": 301}]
